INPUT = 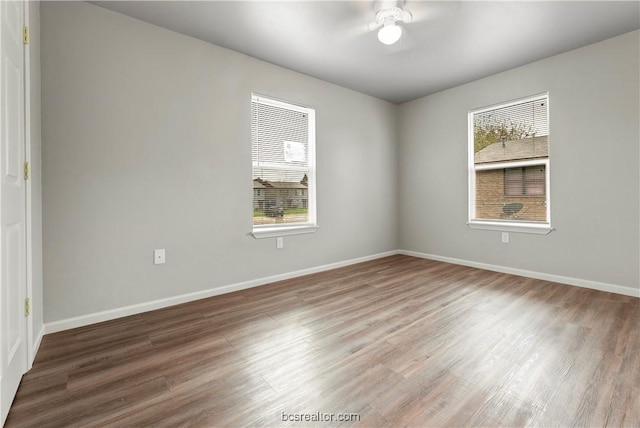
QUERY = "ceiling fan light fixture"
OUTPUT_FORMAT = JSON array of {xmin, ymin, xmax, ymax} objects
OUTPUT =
[
  {"xmin": 373, "ymin": 7, "xmax": 411, "ymax": 45},
  {"xmin": 378, "ymin": 22, "xmax": 402, "ymax": 45}
]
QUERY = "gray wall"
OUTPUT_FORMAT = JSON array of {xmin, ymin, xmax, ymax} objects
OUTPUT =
[
  {"xmin": 41, "ymin": 2, "xmax": 398, "ymax": 322},
  {"xmin": 398, "ymin": 30, "xmax": 640, "ymax": 291},
  {"xmin": 28, "ymin": 1, "xmax": 43, "ymax": 350},
  {"xmin": 41, "ymin": 2, "xmax": 639, "ymax": 324}
]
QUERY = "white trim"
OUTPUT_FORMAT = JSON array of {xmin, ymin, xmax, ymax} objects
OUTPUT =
[
  {"xmin": 306, "ymin": 107, "xmax": 317, "ymax": 226},
  {"xmin": 43, "ymin": 247, "xmax": 638, "ymax": 334},
  {"xmin": 399, "ymin": 250, "xmax": 640, "ymax": 298},
  {"xmin": 471, "ymin": 92, "xmax": 549, "ymax": 115},
  {"xmin": 468, "ymin": 221, "xmax": 552, "ymax": 234},
  {"xmin": 23, "ymin": 0, "xmax": 37, "ymax": 368},
  {"xmin": 251, "ymin": 225, "xmax": 319, "ymax": 239},
  {"xmin": 467, "ymin": 111, "xmax": 476, "ymax": 223},
  {"xmin": 475, "ymin": 158, "xmax": 547, "ymax": 171},
  {"xmin": 252, "ymin": 93, "xmax": 312, "ymax": 113},
  {"xmin": 28, "ymin": 325, "xmax": 44, "ymax": 369},
  {"xmin": 44, "ymin": 250, "xmax": 400, "ymax": 334}
]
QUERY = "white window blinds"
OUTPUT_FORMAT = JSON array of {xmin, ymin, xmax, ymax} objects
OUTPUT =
[{"xmin": 252, "ymin": 99, "xmax": 309, "ymax": 171}]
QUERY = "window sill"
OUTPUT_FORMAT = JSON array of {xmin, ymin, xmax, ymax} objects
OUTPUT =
[
  {"xmin": 468, "ymin": 221, "xmax": 553, "ymax": 235},
  {"xmin": 251, "ymin": 225, "xmax": 319, "ymax": 239}
]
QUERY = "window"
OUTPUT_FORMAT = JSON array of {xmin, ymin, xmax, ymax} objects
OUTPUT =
[
  {"xmin": 468, "ymin": 94, "xmax": 551, "ymax": 233},
  {"xmin": 504, "ymin": 166, "xmax": 545, "ymax": 196},
  {"xmin": 251, "ymin": 94, "xmax": 316, "ymax": 238}
]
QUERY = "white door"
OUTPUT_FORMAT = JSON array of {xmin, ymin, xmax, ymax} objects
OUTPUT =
[{"xmin": 0, "ymin": 0, "xmax": 27, "ymax": 424}]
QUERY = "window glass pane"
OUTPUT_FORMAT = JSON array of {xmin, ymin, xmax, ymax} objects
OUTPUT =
[
  {"xmin": 475, "ymin": 166, "xmax": 546, "ymax": 222},
  {"xmin": 473, "ymin": 98, "xmax": 548, "ymax": 163},
  {"xmin": 253, "ymin": 168, "xmax": 310, "ymax": 227}
]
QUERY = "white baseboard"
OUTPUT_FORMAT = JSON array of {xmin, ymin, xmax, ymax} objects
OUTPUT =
[
  {"xmin": 399, "ymin": 249, "xmax": 640, "ymax": 298},
  {"xmin": 29, "ymin": 325, "xmax": 45, "ymax": 369},
  {"xmin": 43, "ymin": 248, "xmax": 638, "ymax": 334},
  {"xmin": 44, "ymin": 250, "xmax": 400, "ymax": 334}
]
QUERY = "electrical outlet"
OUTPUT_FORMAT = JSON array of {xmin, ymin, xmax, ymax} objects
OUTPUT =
[
  {"xmin": 276, "ymin": 237, "xmax": 284, "ymax": 249},
  {"xmin": 501, "ymin": 232, "xmax": 509, "ymax": 244},
  {"xmin": 154, "ymin": 249, "xmax": 166, "ymax": 264}
]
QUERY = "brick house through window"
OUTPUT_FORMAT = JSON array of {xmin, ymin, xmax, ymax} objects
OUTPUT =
[{"xmin": 474, "ymin": 136, "xmax": 548, "ymax": 222}]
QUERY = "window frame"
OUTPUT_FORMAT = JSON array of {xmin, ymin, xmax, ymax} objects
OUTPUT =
[
  {"xmin": 467, "ymin": 94, "xmax": 552, "ymax": 234},
  {"xmin": 250, "ymin": 94, "xmax": 318, "ymax": 239}
]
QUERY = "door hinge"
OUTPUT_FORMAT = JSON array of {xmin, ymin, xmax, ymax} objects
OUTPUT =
[
  {"xmin": 24, "ymin": 161, "xmax": 29, "ymax": 180},
  {"xmin": 23, "ymin": 26, "xmax": 29, "ymax": 44},
  {"xmin": 24, "ymin": 298, "xmax": 31, "ymax": 317}
]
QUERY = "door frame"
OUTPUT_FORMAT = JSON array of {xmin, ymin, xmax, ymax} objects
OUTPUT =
[
  {"xmin": 1, "ymin": 0, "xmax": 32, "ymax": 422},
  {"xmin": 23, "ymin": 0, "xmax": 34, "ymax": 368}
]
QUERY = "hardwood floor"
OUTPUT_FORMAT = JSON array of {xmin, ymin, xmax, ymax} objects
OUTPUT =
[{"xmin": 6, "ymin": 255, "xmax": 639, "ymax": 427}]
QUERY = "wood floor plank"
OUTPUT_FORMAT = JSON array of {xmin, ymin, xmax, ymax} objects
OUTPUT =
[{"xmin": 6, "ymin": 255, "xmax": 639, "ymax": 427}]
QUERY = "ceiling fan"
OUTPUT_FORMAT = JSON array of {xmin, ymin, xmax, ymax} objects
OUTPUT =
[{"xmin": 369, "ymin": 5, "xmax": 413, "ymax": 45}]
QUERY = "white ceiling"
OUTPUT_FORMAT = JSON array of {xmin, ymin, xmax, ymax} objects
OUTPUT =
[{"xmin": 90, "ymin": 1, "xmax": 640, "ymax": 104}]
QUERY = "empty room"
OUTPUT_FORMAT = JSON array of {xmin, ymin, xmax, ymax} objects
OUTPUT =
[{"xmin": 1, "ymin": 0, "xmax": 639, "ymax": 426}]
